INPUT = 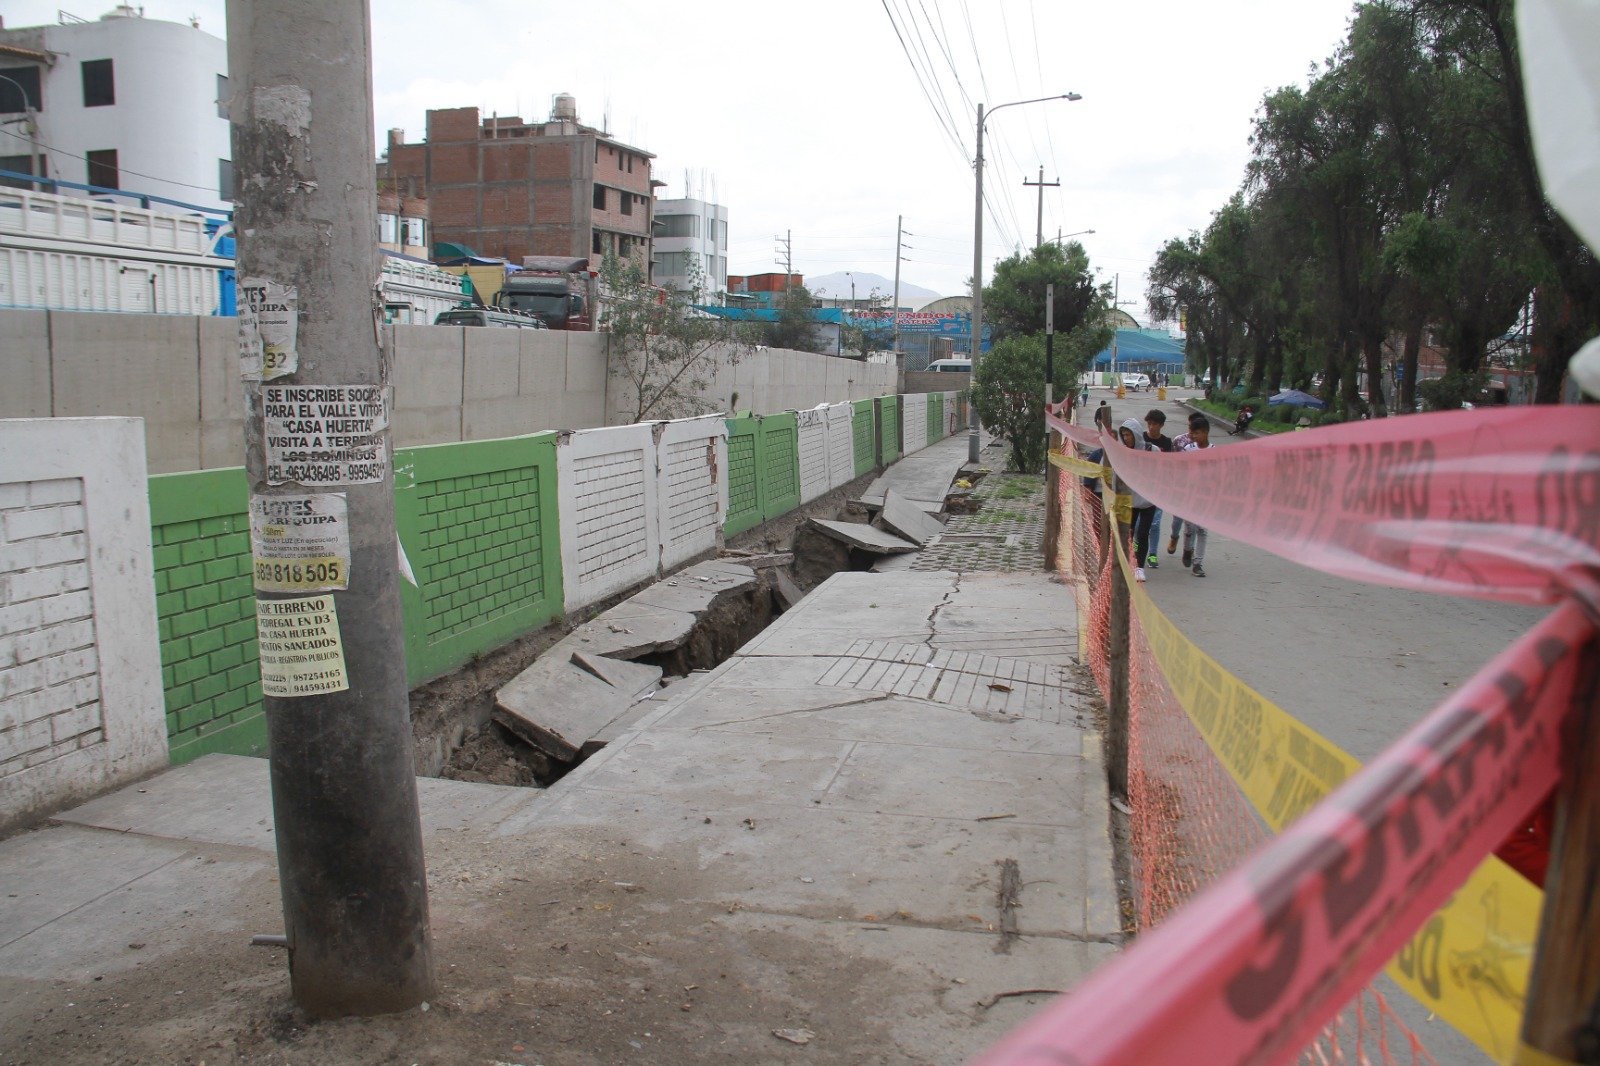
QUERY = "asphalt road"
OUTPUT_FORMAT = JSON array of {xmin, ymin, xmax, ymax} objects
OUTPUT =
[{"xmin": 1082, "ymin": 385, "xmax": 1546, "ymax": 1065}]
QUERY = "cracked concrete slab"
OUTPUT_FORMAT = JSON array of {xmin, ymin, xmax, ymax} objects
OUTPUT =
[
  {"xmin": 876, "ymin": 488, "xmax": 946, "ymax": 546},
  {"xmin": 808, "ymin": 518, "xmax": 919, "ymax": 554}
]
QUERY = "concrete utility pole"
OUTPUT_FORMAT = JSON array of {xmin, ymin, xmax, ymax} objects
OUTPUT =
[
  {"xmin": 228, "ymin": 0, "xmax": 434, "ymax": 1017},
  {"xmin": 1023, "ymin": 167, "xmax": 1060, "ymax": 250},
  {"xmin": 891, "ymin": 214, "xmax": 903, "ymax": 359},
  {"xmin": 775, "ymin": 229, "xmax": 792, "ymax": 277}
]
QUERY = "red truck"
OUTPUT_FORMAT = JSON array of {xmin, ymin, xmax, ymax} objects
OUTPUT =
[{"xmin": 492, "ymin": 255, "xmax": 599, "ymax": 330}]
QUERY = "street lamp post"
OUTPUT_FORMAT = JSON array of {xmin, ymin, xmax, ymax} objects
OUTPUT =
[
  {"xmin": 0, "ymin": 73, "xmax": 45, "ymax": 192},
  {"xmin": 1047, "ymin": 228, "xmax": 1096, "ymax": 246},
  {"xmin": 970, "ymin": 93, "xmax": 1082, "ymax": 463}
]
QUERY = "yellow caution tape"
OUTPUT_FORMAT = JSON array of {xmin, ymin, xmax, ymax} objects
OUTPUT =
[
  {"xmin": 1049, "ymin": 450, "xmax": 1111, "ymax": 480},
  {"xmin": 1105, "ymin": 528, "xmax": 1541, "ymax": 1064}
]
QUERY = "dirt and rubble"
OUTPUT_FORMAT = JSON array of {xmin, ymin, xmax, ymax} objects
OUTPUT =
[{"xmin": 0, "ymin": 826, "xmax": 915, "ymax": 1066}]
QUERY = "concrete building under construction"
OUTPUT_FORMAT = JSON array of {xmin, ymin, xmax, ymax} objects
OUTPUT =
[{"xmin": 378, "ymin": 94, "xmax": 656, "ymax": 271}]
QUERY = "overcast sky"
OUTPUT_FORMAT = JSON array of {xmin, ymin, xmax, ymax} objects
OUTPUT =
[{"xmin": 12, "ymin": 0, "xmax": 1358, "ymax": 318}]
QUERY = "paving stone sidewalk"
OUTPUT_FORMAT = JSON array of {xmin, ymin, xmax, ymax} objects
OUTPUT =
[{"xmin": 910, "ymin": 452, "xmax": 1048, "ymax": 572}]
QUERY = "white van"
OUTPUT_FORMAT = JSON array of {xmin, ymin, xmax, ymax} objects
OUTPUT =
[{"xmin": 926, "ymin": 359, "xmax": 973, "ymax": 373}]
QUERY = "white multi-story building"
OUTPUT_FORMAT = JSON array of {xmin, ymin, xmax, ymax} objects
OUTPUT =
[
  {"xmin": 0, "ymin": 7, "xmax": 232, "ymax": 212},
  {"xmin": 652, "ymin": 197, "xmax": 727, "ymax": 296}
]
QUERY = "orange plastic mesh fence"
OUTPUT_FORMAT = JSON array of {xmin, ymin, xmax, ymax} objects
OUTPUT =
[{"xmin": 1051, "ymin": 439, "xmax": 1437, "ymax": 1066}]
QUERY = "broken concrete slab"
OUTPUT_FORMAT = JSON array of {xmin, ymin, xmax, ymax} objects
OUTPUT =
[
  {"xmin": 494, "ymin": 655, "xmax": 662, "ymax": 763},
  {"xmin": 774, "ymin": 569, "xmax": 805, "ymax": 610},
  {"xmin": 875, "ymin": 488, "xmax": 945, "ymax": 546},
  {"xmin": 569, "ymin": 601, "xmax": 698, "ymax": 659},
  {"xmin": 716, "ymin": 551, "xmax": 794, "ymax": 570},
  {"xmin": 808, "ymin": 518, "xmax": 918, "ymax": 555},
  {"xmin": 571, "ymin": 650, "xmax": 664, "ymax": 694},
  {"xmin": 627, "ymin": 567, "xmax": 757, "ymax": 615}
]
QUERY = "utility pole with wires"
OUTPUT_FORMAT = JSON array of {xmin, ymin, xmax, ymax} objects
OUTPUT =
[
  {"xmin": 1023, "ymin": 167, "xmax": 1060, "ymax": 250},
  {"xmin": 891, "ymin": 215, "xmax": 905, "ymax": 359},
  {"xmin": 228, "ymin": 0, "xmax": 433, "ymax": 1017},
  {"xmin": 774, "ymin": 230, "xmax": 792, "ymax": 278}
]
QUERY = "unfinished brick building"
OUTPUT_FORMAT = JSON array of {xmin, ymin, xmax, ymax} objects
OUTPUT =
[{"xmin": 378, "ymin": 95, "xmax": 656, "ymax": 270}]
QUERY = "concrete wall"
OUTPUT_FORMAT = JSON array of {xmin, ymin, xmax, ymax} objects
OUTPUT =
[
  {"xmin": 607, "ymin": 340, "xmax": 897, "ymax": 426},
  {"xmin": 1, "ymin": 310, "xmax": 892, "ymax": 474},
  {"xmin": 1, "ymin": 418, "xmax": 168, "ymax": 834},
  {"xmin": 904, "ymin": 370, "xmax": 970, "ymax": 395}
]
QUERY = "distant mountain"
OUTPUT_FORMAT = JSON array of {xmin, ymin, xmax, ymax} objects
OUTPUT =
[{"xmin": 807, "ymin": 271, "xmax": 941, "ymax": 302}]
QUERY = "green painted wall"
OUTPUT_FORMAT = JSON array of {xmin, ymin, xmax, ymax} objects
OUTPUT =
[
  {"xmin": 393, "ymin": 433, "xmax": 563, "ymax": 686},
  {"xmin": 758, "ymin": 412, "xmax": 800, "ymax": 519},
  {"xmin": 147, "ymin": 468, "xmax": 265, "ymax": 765},
  {"xmin": 928, "ymin": 394, "xmax": 944, "ymax": 442},
  {"xmin": 724, "ymin": 416, "xmax": 761, "ymax": 536},
  {"xmin": 879, "ymin": 396, "xmax": 901, "ymax": 464},
  {"xmin": 852, "ymin": 399, "xmax": 876, "ymax": 476}
]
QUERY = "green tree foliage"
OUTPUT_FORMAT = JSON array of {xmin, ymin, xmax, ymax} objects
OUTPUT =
[
  {"xmin": 1147, "ymin": 0, "xmax": 1598, "ymax": 412},
  {"xmin": 971, "ymin": 331, "xmax": 1102, "ymax": 473},
  {"xmin": 602, "ymin": 252, "xmax": 751, "ymax": 423},
  {"xmin": 982, "ymin": 241, "xmax": 1104, "ymax": 344}
]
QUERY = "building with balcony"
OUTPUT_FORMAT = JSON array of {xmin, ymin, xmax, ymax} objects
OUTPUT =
[
  {"xmin": 0, "ymin": 7, "xmax": 232, "ymax": 212},
  {"xmin": 378, "ymin": 95, "xmax": 656, "ymax": 273}
]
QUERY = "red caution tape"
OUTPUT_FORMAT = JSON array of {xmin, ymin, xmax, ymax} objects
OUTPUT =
[
  {"xmin": 1048, "ymin": 407, "xmax": 1600, "ymax": 609},
  {"xmin": 976, "ymin": 599, "xmax": 1595, "ymax": 1066}
]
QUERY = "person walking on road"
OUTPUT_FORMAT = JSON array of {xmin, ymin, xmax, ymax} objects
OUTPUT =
[
  {"xmin": 1166, "ymin": 410, "xmax": 1207, "ymax": 561},
  {"xmin": 1142, "ymin": 410, "xmax": 1174, "ymax": 570},
  {"xmin": 1178, "ymin": 415, "xmax": 1213, "ymax": 577},
  {"xmin": 1117, "ymin": 418, "xmax": 1157, "ymax": 583}
]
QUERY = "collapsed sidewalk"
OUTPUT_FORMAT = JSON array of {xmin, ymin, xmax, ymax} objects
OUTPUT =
[{"xmin": 0, "ymin": 439, "xmax": 1120, "ymax": 1065}]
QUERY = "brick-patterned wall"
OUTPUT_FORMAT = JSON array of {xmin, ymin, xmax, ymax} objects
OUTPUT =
[
  {"xmin": 0, "ymin": 478, "xmax": 103, "ymax": 774},
  {"xmin": 412, "ymin": 466, "xmax": 547, "ymax": 640},
  {"xmin": 658, "ymin": 416, "xmax": 726, "ymax": 571},
  {"xmin": 724, "ymin": 419, "xmax": 760, "ymax": 537},
  {"xmin": 1, "ymin": 418, "xmax": 166, "ymax": 832},
  {"xmin": 146, "ymin": 469, "xmax": 263, "ymax": 763},
  {"xmin": 759, "ymin": 413, "xmax": 800, "ymax": 519},
  {"xmin": 555, "ymin": 424, "xmax": 658, "ymax": 612}
]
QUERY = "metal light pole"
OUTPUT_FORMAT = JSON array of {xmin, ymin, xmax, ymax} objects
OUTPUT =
[
  {"xmin": 969, "ymin": 93, "xmax": 1082, "ymax": 463},
  {"xmin": 1048, "ymin": 228, "xmax": 1096, "ymax": 246},
  {"xmin": 0, "ymin": 73, "xmax": 45, "ymax": 191}
]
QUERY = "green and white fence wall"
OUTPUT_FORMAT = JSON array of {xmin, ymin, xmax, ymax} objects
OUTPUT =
[{"xmin": 2, "ymin": 390, "xmax": 967, "ymax": 785}]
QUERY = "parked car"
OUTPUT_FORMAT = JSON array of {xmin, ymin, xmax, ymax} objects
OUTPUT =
[
  {"xmin": 926, "ymin": 359, "xmax": 973, "ymax": 373},
  {"xmin": 1120, "ymin": 372, "xmax": 1151, "ymax": 391},
  {"xmin": 434, "ymin": 307, "xmax": 548, "ymax": 329}
]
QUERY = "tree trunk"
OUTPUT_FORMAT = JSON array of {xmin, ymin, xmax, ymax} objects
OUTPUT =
[
  {"xmin": 1267, "ymin": 335, "xmax": 1285, "ymax": 394},
  {"xmin": 1246, "ymin": 329, "xmax": 1267, "ymax": 396},
  {"xmin": 1401, "ymin": 323, "xmax": 1421, "ymax": 413},
  {"xmin": 1340, "ymin": 337, "xmax": 1363, "ymax": 415},
  {"xmin": 1362, "ymin": 331, "xmax": 1388, "ymax": 417}
]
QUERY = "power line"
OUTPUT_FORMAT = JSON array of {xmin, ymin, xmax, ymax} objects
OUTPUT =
[{"xmin": 0, "ymin": 125, "xmax": 225, "ymax": 197}]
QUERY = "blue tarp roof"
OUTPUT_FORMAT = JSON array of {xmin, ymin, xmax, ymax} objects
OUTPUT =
[
  {"xmin": 1091, "ymin": 329, "xmax": 1186, "ymax": 367},
  {"xmin": 695, "ymin": 305, "xmax": 843, "ymax": 324}
]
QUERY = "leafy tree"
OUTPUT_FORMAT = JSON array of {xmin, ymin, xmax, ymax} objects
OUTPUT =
[
  {"xmin": 982, "ymin": 241, "xmax": 1103, "ymax": 344},
  {"xmin": 761, "ymin": 283, "xmax": 827, "ymax": 353},
  {"xmin": 971, "ymin": 328, "xmax": 1102, "ymax": 473},
  {"xmin": 602, "ymin": 252, "xmax": 751, "ymax": 423}
]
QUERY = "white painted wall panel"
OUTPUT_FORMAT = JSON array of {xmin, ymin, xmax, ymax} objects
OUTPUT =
[
  {"xmin": 0, "ymin": 417, "xmax": 167, "ymax": 833},
  {"xmin": 796, "ymin": 406, "xmax": 831, "ymax": 504},
  {"xmin": 902, "ymin": 393, "xmax": 928, "ymax": 454},
  {"xmin": 657, "ymin": 415, "xmax": 727, "ymax": 571},
  {"xmin": 825, "ymin": 402, "xmax": 855, "ymax": 491},
  {"xmin": 556, "ymin": 423, "xmax": 659, "ymax": 612}
]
